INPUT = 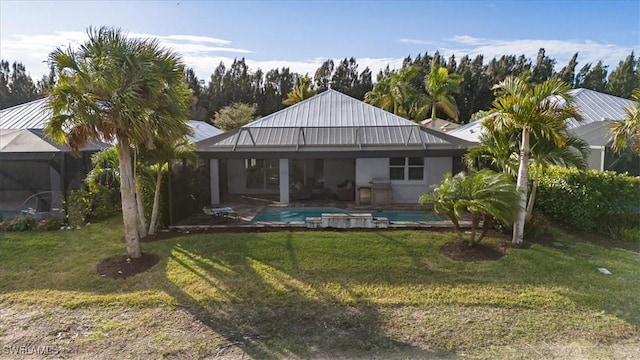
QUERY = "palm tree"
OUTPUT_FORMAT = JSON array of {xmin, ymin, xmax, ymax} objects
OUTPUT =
[
  {"xmin": 465, "ymin": 124, "xmax": 589, "ymax": 219},
  {"xmin": 141, "ymin": 136, "xmax": 196, "ymax": 235},
  {"xmin": 365, "ymin": 65, "xmax": 420, "ymax": 119},
  {"xmin": 420, "ymin": 170, "xmax": 519, "ymax": 247},
  {"xmin": 282, "ymin": 76, "xmax": 316, "ymax": 106},
  {"xmin": 485, "ymin": 76, "xmax": 582, "ymax": 245},
  {"xmin": 414, "ymin": 61, "xmax": 463, "ymax": 125},
  {"xmin": 611, "ymin": 88, "xmax": 640, "ymax": 156},
  {"xmin": 46, "ymin": 27, "xmax": 192, "ymax": 258}
]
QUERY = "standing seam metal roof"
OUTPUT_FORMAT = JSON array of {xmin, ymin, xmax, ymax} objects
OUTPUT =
[
  {"xmin": 199, "ymin": 90, "xmax": 463, "ymax": 150},
  {"xmin": 448, "ymin": 88, "xmax": 637, "ymax": 144}
]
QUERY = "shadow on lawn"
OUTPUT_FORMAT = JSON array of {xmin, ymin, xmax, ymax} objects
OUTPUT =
[{"xmin": 159, "ymin": 232, "xmax": 447, "ymax": 359}]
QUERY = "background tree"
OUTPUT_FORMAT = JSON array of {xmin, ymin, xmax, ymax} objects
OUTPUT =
[
  {"xmin": 415, "ymin": 61, "xmax": 463, "ymax": 124},
  {"xmin": 530, "ymin": 48, "xmax": 556, "ymax": 84},
  {"xmin": 575, "ymin": 61, "xmax": 608, "ymax": 91},
  {"xmin": 557, "ymin": 52, "xmax": 579, "ymax": 86},
  {"xmin": 46, "ymin": 26, "xmax": 192, "ymax": 258},
  {"xmin": 485, "ymin": 76, "xmax": 581, "ymax": 245},
  {"xmin": 212, "ymin": 102, "xmax": 258, "ymax": 131},
  {"xmin": 364, "ymin": 65, "xmax": 421, "ymax": 119},
  {"xmin": 283, "ymin": 76, "xmax": 316, "ymax": 106},
  {"xmin": 0, "ymin": 60, "xmax": 41, "ymax": 109},
  {"xmin": 607, "ymin": 52, "xmax": 638, "ymax": 98}
]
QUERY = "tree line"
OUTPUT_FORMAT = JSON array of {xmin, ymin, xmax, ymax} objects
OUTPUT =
[{"xmin": 1, "ymin": 49, "xmax": 638, "ymax": 124}]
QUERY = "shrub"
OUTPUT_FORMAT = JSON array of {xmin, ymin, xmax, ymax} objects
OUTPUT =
[
  {"xmin": 66, "ymin": 189, "xmax": 91, "ymax": 227},
  {"xmin": 38, "ymin": 218, "xmax": 62, "ymax": 231},
  {"xmin": 524, "ymin": 211, "xmax": 551, "ymax": 239},
  {"xmin": 5, "ymin": 216, "xmax": 38, "ymax": 232},
  {"xmin": 86, "ymin": 184, "xmax": 119, "ymax": 221},
  {"xmin": 535, "ymin": 166, "xmax": 640, "ymax": 232}
]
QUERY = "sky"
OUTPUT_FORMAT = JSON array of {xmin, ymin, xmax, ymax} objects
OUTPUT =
[{"xmin": 1, "ymin": 0, "xmax": 639, "ymax": 81}]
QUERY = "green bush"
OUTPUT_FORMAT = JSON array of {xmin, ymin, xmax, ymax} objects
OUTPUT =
[
  {"xmin": 86, "ymin": 184, "xmax": 119, "ymax": 221},
  {"xmin": 535, "ymin": 166, "xmax": 640, "ymax": 232},
  {"xmin": 38, "ymin": 218, "xmax": 62, "ymax": 231},
  {"xmin": 66, "ymin": 189, "xmax": 91, "ymax": 227},
  {"xmin": 4, "ymin": 216, "xmax": 38, "ymax": 232}
]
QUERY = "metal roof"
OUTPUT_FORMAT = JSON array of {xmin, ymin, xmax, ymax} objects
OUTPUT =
[
  {"xmin": 449, "ymin": 88, "xmax": 637, "ymax": 144},
  {"xmin": 246, "ymin": 89, "xmax": 420, "ymax": 128},
  {"xmin": 187, "ymin": 120, "xmax": 223, "ymax": 142},
  {"xmin": 0, "ymin": 129, "xmax": 109, "ymax": 154},
  {"xmin": 0, "ymin": 98, "xmax": 221, "ymax": 143},
  {"xmin": 198, "ymin": 90, "xmax": 469, "ymax": 152},
  {"xmin": 571, "ymin": 121, "xmax": 614, "ymax": 147},
  {"xmin": 0, "ymin": 98, "xmax": 50, "ymax": 129},
  {"xmin": 565, "ymin": 88, "xmax": 634, "ymax": 129}
]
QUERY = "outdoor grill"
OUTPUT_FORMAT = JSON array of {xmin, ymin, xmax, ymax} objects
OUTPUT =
[{"xmin": 370, "ymin": 178, "xmax": 392, "ymax": 205}]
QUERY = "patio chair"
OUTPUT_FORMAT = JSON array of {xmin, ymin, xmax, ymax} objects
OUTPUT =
[{"xmin": 202, "ymin": 206, "xmax": 239, "ymax": 223}]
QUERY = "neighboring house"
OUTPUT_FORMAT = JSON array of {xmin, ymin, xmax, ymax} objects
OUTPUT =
[
  {"xmin": 0, "ymin": 97, "xmax": 221, "ymax": 217},
  {"xmin": 193, "ymin": 89, "xmax": 472, "ymax": 212},
  {"xmin": 420, "ymin": 118, "xmax": 461, "ymax": 132},
  {"xmin": 448, "ymin": 88, "xmax": 638, "ymax": 173}
]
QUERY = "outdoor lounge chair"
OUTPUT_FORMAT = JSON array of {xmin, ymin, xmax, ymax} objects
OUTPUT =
[{"xmin": 202, "ymin": 206, "xmax": 239, "ymax": 222}]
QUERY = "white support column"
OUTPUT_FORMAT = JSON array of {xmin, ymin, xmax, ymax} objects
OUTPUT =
[
  {"xmin": 210, "ymin": 159, "xmax": 220, "ymax": 205},
  {"xmin": 279, "ymin": 158, "xmax": 289, "ymax": 204}
]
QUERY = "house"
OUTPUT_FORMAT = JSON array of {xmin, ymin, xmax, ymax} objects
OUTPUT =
[
  {"xmin": 193, "ymin": 90, "xmax": 472, "ymax": 213},
  {"xmin": 0, "ymin": 97, "xmax": 221, "ymax": 217},
  {"xmin": 448, "ymin": 88, "xmax": 638, "ymax": 173}
]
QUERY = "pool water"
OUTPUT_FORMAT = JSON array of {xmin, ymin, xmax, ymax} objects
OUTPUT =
[{"xmin": 253, "ymin": 207, "xmax": 438, "ymax": 223}]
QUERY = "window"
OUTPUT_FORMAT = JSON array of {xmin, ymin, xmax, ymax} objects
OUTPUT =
[
  {"xmin": 245, "ymin": 159, "xmax": 279, "ymax": 190},
  {"xmin": 389, "ymin": 157, "xmax": 424, "ymax": 181}
]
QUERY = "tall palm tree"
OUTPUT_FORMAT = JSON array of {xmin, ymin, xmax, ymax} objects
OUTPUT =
[
  {"xmin": 465, "ymin": 124, "xmax": 589, "ymax": 218},
  {"xmin": 282, "ymin": 76, "xmax": 316, "ymax": 106},
  {"xmin": 611, "ymin": 88, "xmax": 640, "ymax": 156},
  {"xmin": 420, "ymin": 170, "xmax": 519, "ymax": 247},
  {"xmin": 365, "ymin": 65, "xmax": 420, "ymax": 119},
  {"xmin": 485, "ymin": 76, "xmax": 582, "ymax": 245},
  {"xmin": 414, "ymin": 61, "xmax": 463, "ymax": 125},
  {"xmin": 46, "ymin": 27, "xmax": 192, "ymax": 258}
]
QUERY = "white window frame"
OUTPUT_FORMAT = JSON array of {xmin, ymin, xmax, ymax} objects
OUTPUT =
[{"xmin": 389, "ymin": 157, "xmax": 424, "ymax": 182}]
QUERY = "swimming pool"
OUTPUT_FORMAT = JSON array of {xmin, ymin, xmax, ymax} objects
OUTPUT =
[{"xmin": 253, "ymin": 207, "xmax": 438, "ymax": 223}]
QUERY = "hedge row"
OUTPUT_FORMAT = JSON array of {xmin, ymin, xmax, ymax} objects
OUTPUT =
[{"xmin": 534, "ymin": 166, "xmax": 640, "ymax": 231}]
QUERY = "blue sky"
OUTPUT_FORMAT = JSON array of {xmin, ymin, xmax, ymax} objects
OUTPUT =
[{"xmin": 1, "ymin": 0, "xmax": 638, "ymax": 81}]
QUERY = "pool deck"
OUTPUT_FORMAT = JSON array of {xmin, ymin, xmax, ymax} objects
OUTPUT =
[{"xmin": 171, "ymin": 195, "xmax": 467, "ymax": 230}]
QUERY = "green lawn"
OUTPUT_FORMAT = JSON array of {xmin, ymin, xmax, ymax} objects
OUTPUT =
[{"xmin": 0, "ymin": 218, "xmax": 638, "ymax": 359}]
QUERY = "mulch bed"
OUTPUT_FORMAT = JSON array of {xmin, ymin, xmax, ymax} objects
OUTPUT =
[
  {"xmin": 96, "ymin": 252, "xmax": 160, "ymax": 279},
  {"xmin": 439, "ymin": 241, "xmax": 507, "ymax": 262}
]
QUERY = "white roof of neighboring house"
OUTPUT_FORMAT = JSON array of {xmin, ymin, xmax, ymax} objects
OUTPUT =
[
  {"xmin": 449, "ymin": 88, "xmax": 637, "ymax": 144},
  {"xmin": 199, "ymin": 90, "xmax": 471, "ymax": 151},
  {"xmin": 420, "ymin": 118, "xmax": 461, "ymax": 132},
  {"xmin": 187, "ymin": 120, "xmax": 223, "ymax": 142},
  {"xmin": 0, "ymin": 128, "xmax": 109, "ymax": 154},
  {"xmin": 0, "ymin": 98, "xmax": 221, "ymax": 144}
]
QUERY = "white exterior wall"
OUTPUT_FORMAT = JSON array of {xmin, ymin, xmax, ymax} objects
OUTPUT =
[
  {"xmin": 586, "ymin": 147, "xmax": 605, "ymax": 171},
  {"xmin": 355, "ymin": 157, "xmax": 452, "ymax": 204}
]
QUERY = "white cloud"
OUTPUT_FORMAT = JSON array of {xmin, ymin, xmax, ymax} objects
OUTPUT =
[
  {"xmin": 423, "ymin": 35, "xmax": 636, "ymax": 69},
  {"xmin": 399, "ymin": 38, "xmax": 434, "ymax": 45},
  {"xmin": 0, "ymin": 31, "xmax": 252, "ymax": 79}
]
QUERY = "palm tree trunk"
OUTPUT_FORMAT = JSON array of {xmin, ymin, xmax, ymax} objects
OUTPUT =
[
  {"xmin": 148, "ymin": 166, "xmax": 163, "ymax": 236},
  {"xmin": 117, "ymin": 138, "xmax": 142, "ymax": 258},
  {"xmin": 513, "ymin": 128, "xmax": 530, "ymax": 245},
  {"xmin": 431, "ymin": 104, "xmax": 437, "ymax": 128},
  {"xmin": 478, "ymin": 215, "xmax": 493, "ymax": 243},
  {"xmin": 526, "ymin": 180, "xmax": 538, "ymax": 220},
  {"xmin": 135, "ymin": 177, "xmax": 148, "ymax": 238},
  {"xmin": 133, "ymin": 153, "xmax": 147, "ymax": 238}
]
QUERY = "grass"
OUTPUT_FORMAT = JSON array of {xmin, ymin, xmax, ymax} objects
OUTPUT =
[{"xmin": 0, "ymin": 218, "xmax": 639, "ymax": 359}]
